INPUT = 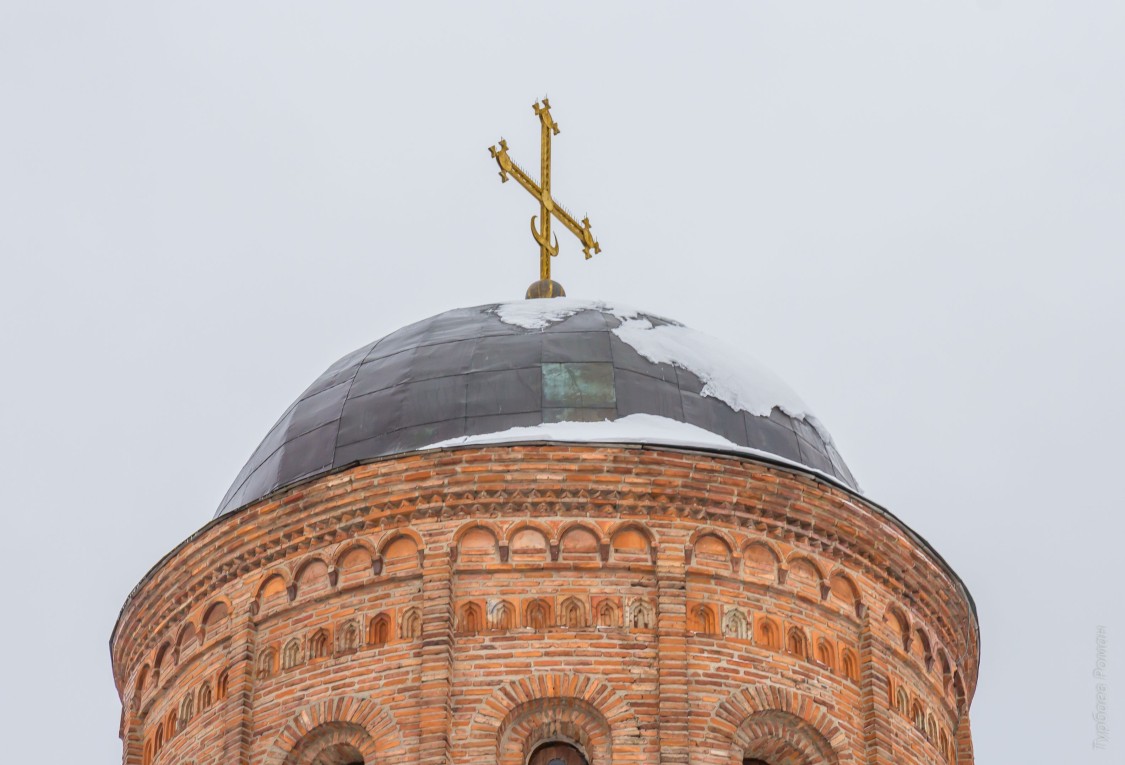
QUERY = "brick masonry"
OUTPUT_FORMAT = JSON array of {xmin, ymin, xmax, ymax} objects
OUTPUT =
[{"xmin": 110, "ymin": 444, "xmax": 979, "ymax": 765}]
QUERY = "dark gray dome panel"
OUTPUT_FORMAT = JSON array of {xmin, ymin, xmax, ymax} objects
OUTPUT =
[{"xmin": 215, "ymin": 303, "xmax": 857, "ymax": 518}]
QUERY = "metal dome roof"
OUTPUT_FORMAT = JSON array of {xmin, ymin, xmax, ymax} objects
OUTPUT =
[{"xmin": 215, "ymin": 300, "xmax": 857, "ymax": 518}]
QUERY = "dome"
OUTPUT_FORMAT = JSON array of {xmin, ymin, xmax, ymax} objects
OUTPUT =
[{"xmin": 215, "ymin": 300, "xmax": 857, "ymax": 518}]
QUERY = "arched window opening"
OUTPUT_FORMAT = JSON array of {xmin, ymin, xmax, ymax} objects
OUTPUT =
[
  {"xmin": 528, "ymin": 741, "xmax": 589, "ymax": 765},
  {"xmin": 309, "ymin": 742, "xmax": 366, "ymax": 765},
  {"xmin": 216, "ymin": 669, "xmax": 230, "ymax": 700},
  {"xmin": 286, "ymin": 721, "xmax": 377, "ymax": 765}
]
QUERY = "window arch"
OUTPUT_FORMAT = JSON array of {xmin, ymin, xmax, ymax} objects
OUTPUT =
[
  {"xmin": 528, "ymin": 741, "xmax": 589, "ymax": 765},
  {"xmin": 310, "ymin": 743, "xmax": 366, "ymax": 765}
]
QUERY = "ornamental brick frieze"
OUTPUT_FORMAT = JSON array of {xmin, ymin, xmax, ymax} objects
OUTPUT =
[
  {"xmin": 114, "ymin": 447, "xmax": 976, "ymax": 697},
  {"xmin": 112, "ymin": 445, "xmax": 978, "ymax": 765}
]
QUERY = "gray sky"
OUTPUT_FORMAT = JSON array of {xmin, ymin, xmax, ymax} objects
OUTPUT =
[{"xmin": 2, "ymin": 2, "xmax": 1122, "ymax": 762}]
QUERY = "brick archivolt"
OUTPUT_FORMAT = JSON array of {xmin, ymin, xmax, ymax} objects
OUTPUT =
[
  {"xmin": 111, "ymin": 445, "xmax": 978, "ymax": 765},
  {"xmin": 266, "ymin": 697, "xmax": 405, "ymax": 765}
]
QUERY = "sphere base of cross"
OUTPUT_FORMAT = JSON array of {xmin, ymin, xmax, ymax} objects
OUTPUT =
[{"xmin": 525, "ymin": 278, "xmax": 566, "ymax": 299}]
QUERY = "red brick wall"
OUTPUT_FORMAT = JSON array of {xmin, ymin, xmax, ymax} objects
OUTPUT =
[{"xmin": 110, "ymin": 445, "xmax": 978, "ymax": 765}]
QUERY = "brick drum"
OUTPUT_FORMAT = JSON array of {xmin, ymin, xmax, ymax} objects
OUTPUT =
[{"xmin": 110, "ymin": 444, "xmax": 979, "ymax": 765}]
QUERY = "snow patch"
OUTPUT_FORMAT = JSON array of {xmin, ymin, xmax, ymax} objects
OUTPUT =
[
  {"xmin": 610, "ymin": 317, "xmax": 835, "ymax": 442},
  {"xmin": 420, "ymin": 414, "xmax": 855, "ymax": 493},
  {"xmin": 493, "ymin": 298, "xmax": 836, "ymax": 446},
  {"xmin": 493, "ymin": 298, "xmax": 644, "ymax": 330}
]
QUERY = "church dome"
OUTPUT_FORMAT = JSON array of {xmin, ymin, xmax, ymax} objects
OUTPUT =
[{"xmin": 215, "ymin": 299, "xmax": 858, "ymax": 518}]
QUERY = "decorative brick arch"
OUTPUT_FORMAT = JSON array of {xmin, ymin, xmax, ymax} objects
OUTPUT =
[
  {"xmin": 684, "ymin": 525, "xmax": 740, "ymax": 554},
  {"xmin": 467, "ymin": 673, "xmax": 640, "ymax": 765},
  {"xmin": 265, "ymin": 696, "xmax": 403, "ymax": 765},
  {"xmin": 504, "ymin": 519, "xmax": 554, "ymax": 546},
  {"xmin": 376, "ymin": 527, "xmax": 424, "ymax": 557},
  {"xmin": 554, "ymin": 520, "xmax": 606, "ymax": 546},
  {"xmin": 704, "ymin": 685, "xmax": 855, "ymax": 765},
  {"xmin": 331, "ymin": 538, "xmax": 378, "ymax": 569}
]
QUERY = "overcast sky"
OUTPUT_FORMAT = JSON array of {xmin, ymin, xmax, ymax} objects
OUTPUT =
[{"xmin": 2, "ymin": 2, "xmax": 1123, "ymax": 762}]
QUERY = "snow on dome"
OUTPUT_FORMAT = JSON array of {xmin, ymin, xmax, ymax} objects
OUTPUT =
[
  {"xmin": 214, "ymin": 301, "xmax": 858, "ymax": 519},
  {"xmin": 494, "ymin": 298, "xmax": 644, "ymax": 329},
  {"xmin": 422, "ymin": 414, "xmax": 855, "ymax": 492},
  {"xmin": 495, "ymin": 298, "xmax": 830, "ymax": 444}
]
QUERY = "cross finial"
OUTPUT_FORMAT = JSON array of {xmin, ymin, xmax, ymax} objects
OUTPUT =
[{"xmin": 488, "ymin": 99, "xmax": 601, "ymax": 299}]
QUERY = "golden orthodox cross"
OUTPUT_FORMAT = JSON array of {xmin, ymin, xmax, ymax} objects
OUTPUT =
[{"xmin": 489, "ymin": 99, "xmax": 601, "ymax": 298}]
